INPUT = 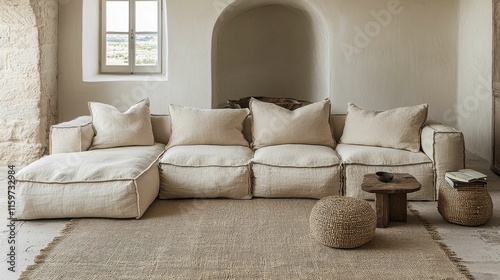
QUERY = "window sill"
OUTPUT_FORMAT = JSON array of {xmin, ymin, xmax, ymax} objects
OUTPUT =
[{"xmin": 83, "ymin": 73, "xmax": 169, "ymax": 82}]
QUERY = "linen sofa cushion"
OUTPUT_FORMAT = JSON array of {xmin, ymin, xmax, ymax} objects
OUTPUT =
[
  {"xmin": 340, "ymin": 103, "xmax": 428, "ymax": 152},
  {"xmin": 330, "ymin": 114, "xmax": 346, "ymax": 142},
  {"xmin": 89, "ymin": 98, "xmax": 155, "ymax": 149},
  {"xmin": 150, "ymin": 114, "xmax": 171, "ymax": 145},
  {"xmin": 336, "ymin": 144, "xmax": 434, "ymax": 200},
  {"xmin": 159, "ymin": 145, "xmax": 252, "ymax": 199},
  {"xmin": 167, "ymin": 105, "xmax": 249, "ymax": 148},
  {"xmin": 14, "ymin": 144, "xmax": 165, "ymax": 219},
  {"xmin": 250, "ymin": 99, "xmax": 335, "ymax": 149},
  {"xmin": 251, "ymin": 144, "xmax": 342, "ymax": 198},
  {"xmin": 50, "ymin": 116, "xmax": 94, "ymax": 154}
]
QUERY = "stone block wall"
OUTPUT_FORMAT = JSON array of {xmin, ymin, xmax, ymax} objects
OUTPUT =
[{"xmin": 0, "ymin": 0, "xmax": 58, "ymax": 166}]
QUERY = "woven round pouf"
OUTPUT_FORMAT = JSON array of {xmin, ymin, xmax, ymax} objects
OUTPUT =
[
  {"xmin": 309, "ymin": 196, "xmax": 376, "ymax": 249},
  {"xmin": 438, "ymin": 182, "xmax": 493, "ymax": 226}
]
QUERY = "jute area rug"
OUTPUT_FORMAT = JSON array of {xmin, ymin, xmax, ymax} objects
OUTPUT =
[{"xmin": 20, "ymin": 199, "xmax": 468, "ymax": 279}]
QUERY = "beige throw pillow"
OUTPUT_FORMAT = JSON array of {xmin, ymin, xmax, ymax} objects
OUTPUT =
[
  {"xmin": 167, "ymin": 104, "xmax": 249, "ymax": 148},
  {"xmin": 250, "ymin": 98, "xmax": 336, "ymax": 149},
  {"xmin": 89, "ymin": 98, "xmax": 155, "ymax": 149},
  {"xmin": 340, "ymin": 103, "xmax": 428, "ymax": 152}
]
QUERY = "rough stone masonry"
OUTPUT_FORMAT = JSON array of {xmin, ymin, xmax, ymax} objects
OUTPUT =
[{"xmin": 0, "ymin": 0, "xmax": 58, "ymax": 166}]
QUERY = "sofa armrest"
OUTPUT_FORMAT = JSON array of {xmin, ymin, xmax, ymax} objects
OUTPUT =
[
  {"xmin": 421, "ymin": 120, "xmax": 465, "ymax": 197},
  {"xmin": 50, "ymin": 116, "xmax": 94, "ymax": 154}
]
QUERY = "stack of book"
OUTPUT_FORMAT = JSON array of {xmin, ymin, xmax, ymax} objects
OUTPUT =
[{"xmin": 445, "ymin": 169, "xmax": 487, "ymax": 191}]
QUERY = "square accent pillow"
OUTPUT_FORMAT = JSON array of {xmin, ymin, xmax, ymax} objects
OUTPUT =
[
  {"xmin": 340, "ymin": 103, "xmax": 428, "ymax": 152},
  {"xmin": 250, "ymin": 98, "xmax": 336, "ymax": 149},
  {"xmin": 167, "ymin": 104, "xmax": 249, "ymax": 148},
  {"xmin": 89, "ymin": 98, "xmax": 155, "ymax": 149}
]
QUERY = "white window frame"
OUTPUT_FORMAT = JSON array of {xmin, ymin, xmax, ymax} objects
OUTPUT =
[{"xmin": 101, "ymin": 0, "xmax": 162, "ymax": 74}]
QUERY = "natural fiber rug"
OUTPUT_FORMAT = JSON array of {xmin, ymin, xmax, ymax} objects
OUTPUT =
[{"xmin": 20, "ymin": 199, "xmax": 469, "ymax": 279}]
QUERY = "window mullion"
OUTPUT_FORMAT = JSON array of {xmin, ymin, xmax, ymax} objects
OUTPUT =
[
  {"xmin": 101, "ymin": 0, "xmax": 107, "ymax": 70},
  {"xmin": 157, "ymin": 0, "xmax": 162, "ymax": 73},
  {"xmin": 129, "ymin": 0, "xmax": 136, "ymax": 73}
]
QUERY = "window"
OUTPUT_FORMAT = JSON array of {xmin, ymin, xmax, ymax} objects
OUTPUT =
[{"xmin": 101, "ymin": 0, "xmax": 162, "ymax": 74}]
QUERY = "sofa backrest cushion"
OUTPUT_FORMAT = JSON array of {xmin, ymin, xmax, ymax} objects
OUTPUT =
[
  {"xmin": 249, "ymin": 98, "xmax": 336, "ymax": 149},
  {"xmin": 330, "ymin": 114, "xmax": 346, "ymax": 143},
  {"xmin": 340, "ymin": 103, "xmax": 428, "ymax": 152},
  {"xmin": 166, "ymin": 104, "xmax": 250, "ymax": 148},
  {"xmin": 89, "ymin": 98, "xmax": 155, "ymax": 150},
  {"xmin": 50, "ymin": 113, "xmax": 347, "ymax": 152},
  {"xmin": 151, "ymin": 114, "xmax": 171, "ymax": 145},
  {"xmin": 150, "ymin": 114, "xmax": 347, "ymax": 145}
]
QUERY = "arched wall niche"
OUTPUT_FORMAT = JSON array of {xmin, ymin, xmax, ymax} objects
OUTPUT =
[{"xmin": 211, "ymin": 0, "xmax": 330, "ymax": 108}]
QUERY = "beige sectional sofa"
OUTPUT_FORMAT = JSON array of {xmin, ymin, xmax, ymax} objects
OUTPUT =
[{"xmin": 13, "ymin": 99, "xmax": 465, "ymax": 220}]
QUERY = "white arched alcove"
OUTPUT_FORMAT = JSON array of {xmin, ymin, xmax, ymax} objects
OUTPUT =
[{"xmin": 212, "ymin": 0, "xmax": 330, "ymax": 108}]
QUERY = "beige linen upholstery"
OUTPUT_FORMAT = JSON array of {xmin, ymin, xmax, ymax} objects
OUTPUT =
[
  {"xmin": 421, "ymin": 121, "xmax": 465, "ymax": 197},
  {"xmin": 252, "ymin": 145, "xmax": 342, "ymax": 198},
  {"xmin": 15, "ymin": 144, "xmax": 165, "ymax": 219},
  {"xmin": 47, "ymin": 113, "xmax": 464, "ymax": 202},
  {"xmin": 159, "ymin": 145, "xmax": 252, "ymax": 199},
  {"xmin": 340, "ymin": 103, "xmax": 428, "ymax": 152},
  {"xmin": 50, "ymin": 116, "xmax": 94, "ymax": 154},
  {"xmin": 167, "ymin": 105, "xmax": 249, "ymax": 148},
  {"xmin": 89, "ymin": 98, "xmax": 155, "ymax": 149},
  {"xmin": 150, "ymin": 114, "xmax": 171, "ymax": 145},
  {"xmin": 330, "ymin": 114, "xmax": 346, "ymax": 142},
  {"xmin": 50, "ymin": 115, "xmax": 171, "ymax": 153},
  {"xmin": 337, "ymin": 144, "xmax": 434, "ymax": 200},
  {"xmin": 250, "ymin": 99, "xmax": 335, "ymax": 149}
]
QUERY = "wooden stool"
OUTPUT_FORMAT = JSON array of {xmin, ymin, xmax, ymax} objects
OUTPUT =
[{"xmin": 361, "ymin": 173, "xmax": 421, "ymax": 228}]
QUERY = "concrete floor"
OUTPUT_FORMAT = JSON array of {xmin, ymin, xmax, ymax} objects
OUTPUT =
[
  {"xmin": 0, "ymin": 155, "xmax": 499, "ymax": 280},
  {"xmin": 410, "ymin": 155, "xmax": 500, "ymax": 280},
  {"xmin": 0, "ymin": 166, "xmax": 68, "ymax": 280}
]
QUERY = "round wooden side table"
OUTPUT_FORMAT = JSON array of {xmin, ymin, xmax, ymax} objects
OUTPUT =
[{"xmin": 438, "ymin": 181, "xmax": 493, "ymax": 226}]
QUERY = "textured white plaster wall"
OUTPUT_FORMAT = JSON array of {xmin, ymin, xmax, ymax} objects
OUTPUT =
[
  {"xmin": 214, "ymin": 5, "xmax": 315, "ymax": 107},
  {"xmin": 57, "ymin": 0, "xmax": 490, "ymax": 159},
  {"xmin": 212, "ymin": 1, "xmax": 330, "ymax": 108},
  {"xmin": 454, "ymin": 0, "xmax": 492, "ymax": 161},
  {"xmin": 0, "ymin": 0, "xmax": 58, "ymax": 165},
  {"xmin": 326, "ymin": 0, "xmax": 458, "ymax": 119}
]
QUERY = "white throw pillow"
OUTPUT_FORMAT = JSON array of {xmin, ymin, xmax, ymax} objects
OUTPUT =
[
  {"xmin": 89, "ymin": 98, "xmax": 155, "ymax": 149},
  {"xmin": 250, "ymin": 98, "xmax": 336, "ymax": 149},
  {"xmin": 167, "ymin": 104, "xmax": 249, "ymax": 148},
  {"xmin": 340, "ymin": 103, "xmax": 428, "ymax": 152}
]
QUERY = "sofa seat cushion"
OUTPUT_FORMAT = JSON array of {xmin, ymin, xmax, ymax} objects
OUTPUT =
[
  {"xmin": 336, "ymin": 144, "xmax": 434, "ymax": 200},
  {"xmin": 15, "ymin": 144, "xmax": 166, "ymax": 219},
  {"xmin": 253, "ymin": 144, "xmax": 341, "ymax": 167},
  {"xmin": 159, "ymin": 145, "xmax": 252, "ymax": 199},
  {"xmin": 251, "ymin": 145, "xmax": 342, "ymax": 198},
  {"xmin": 336, "ymin": 144, "xmax": 432, "ymax": 165}
]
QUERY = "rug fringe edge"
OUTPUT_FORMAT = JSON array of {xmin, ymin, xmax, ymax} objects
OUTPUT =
[
  {"xmin": 408, "ymin": 204, "xmax": 475, "ymax": 280},
  {"xmin": 18, "ymin": 219, "xmax": 80, "ymax": 280}
]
